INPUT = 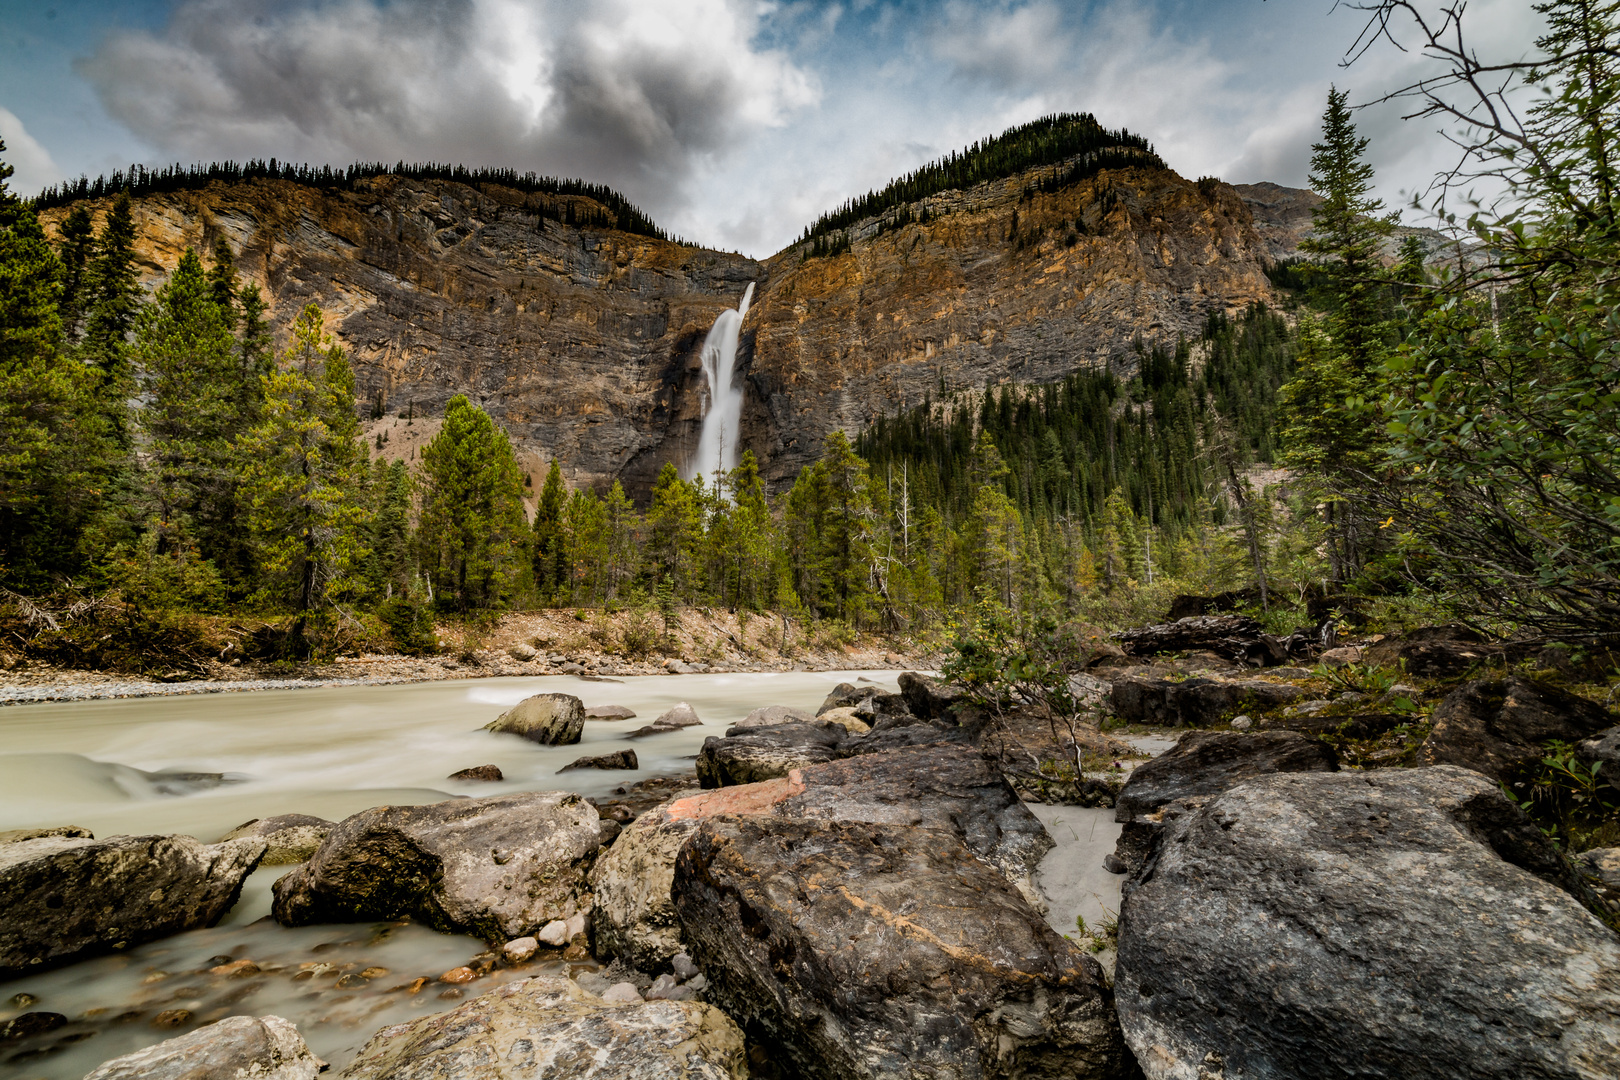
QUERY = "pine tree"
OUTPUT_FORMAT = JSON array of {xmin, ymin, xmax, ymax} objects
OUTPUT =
[
  {"xmin": 54, "ymin": 206, "xmax": 95, "ymax": 338},
  {"xmin": 238, "ymin": 304, "xmax": 372, "ymax": 649},
  {"xmin": 80, "ymin": 194, "xmax": 140, "ymax": 445},
  {"xmin": 532, "ymin": 459, "xmax": 567, "ymax": 601},
  {"xmin": 646, "ymin": 462, "xmax": 702, "ymax": 600},
  {"xmin": 418, "ymin": 395, "xmax": 529, "ymax": 611},
  {"xmin": 1299, "ymin": 87, "xmax": 1397, "ymax": 370}
]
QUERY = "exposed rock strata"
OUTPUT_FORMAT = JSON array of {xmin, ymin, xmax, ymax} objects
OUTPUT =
[
  {"xmin": 272, "ymin": 792, "xmax": 598, "ymax": 941},
  {"xmin": 0, "ymin": 833, "xmax": 265, "ymax": 979},
  {"xmin": 1115, "ymin": 767, "xmax": 1620, "ymax": 1080}
]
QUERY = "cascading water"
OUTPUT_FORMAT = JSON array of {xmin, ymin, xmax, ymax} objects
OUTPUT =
[{"xmin": 686, "ymin": 282, "xmax": 755, "ymax": 489}]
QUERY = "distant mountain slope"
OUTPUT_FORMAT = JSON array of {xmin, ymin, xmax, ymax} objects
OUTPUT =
[{"xmin": 39, "ymin": 126, "xmax": 1279, "ymax": 496}]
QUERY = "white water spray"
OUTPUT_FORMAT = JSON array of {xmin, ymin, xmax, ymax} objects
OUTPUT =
[{"xmin": 686, "ymin": 282, "xmax": 755, "ymax": 489}]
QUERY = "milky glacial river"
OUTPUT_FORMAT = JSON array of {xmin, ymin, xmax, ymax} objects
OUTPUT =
[{"xmin": 0, "ymin": 671, "xmax": 902, "ymax": 1078}]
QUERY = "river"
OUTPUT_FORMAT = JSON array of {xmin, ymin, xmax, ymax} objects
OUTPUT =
[{"xmin": 0, "ymin": 671, "xmax": 903, "ymax": 1077}]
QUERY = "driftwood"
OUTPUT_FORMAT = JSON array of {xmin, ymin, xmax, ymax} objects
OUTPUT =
[{"xmin": 1115, "ymin": 615, "xmax": 1328, "ymax": 667}]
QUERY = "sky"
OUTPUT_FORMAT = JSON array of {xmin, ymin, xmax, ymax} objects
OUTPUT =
[{"xmin": 0, "ymin": 0, "xmax": 1543, "ymax": 258}]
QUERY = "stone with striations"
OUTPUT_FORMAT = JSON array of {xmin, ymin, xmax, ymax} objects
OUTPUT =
[
  {"xmin": 83, "ymin": 1015, "xmax": 325, "ymax": 1080},
  {"xmin": 222, "ymin": 814, "xmax": 333, "ymax": 864},
  {"xmin": 484, "ymin": 693, "xmax": 585, "ymax": 746}
]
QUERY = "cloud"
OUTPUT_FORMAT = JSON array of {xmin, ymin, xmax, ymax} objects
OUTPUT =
[
  {"xmin": 76, "ymin": 0, "xmax": 819, "ymax": 227},
  {"xmin": 0, "ymin": 107, "xmax": 62, "ymax": 195}
]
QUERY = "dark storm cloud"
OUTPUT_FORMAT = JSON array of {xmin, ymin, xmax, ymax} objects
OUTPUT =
[{"xmin": 76, "ymin": 0, "xmax": 817, "ymax": 219}]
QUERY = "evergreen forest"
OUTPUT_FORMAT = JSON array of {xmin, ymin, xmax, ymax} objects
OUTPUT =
[{"xmin": 0, "ymin": 0, "xmax": 1617, "ymax": 668}]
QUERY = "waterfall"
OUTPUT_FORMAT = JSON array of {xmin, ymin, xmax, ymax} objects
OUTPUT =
[{"xmin": 686, "ymin": 282, "xmax": 755, "ymax": 490}]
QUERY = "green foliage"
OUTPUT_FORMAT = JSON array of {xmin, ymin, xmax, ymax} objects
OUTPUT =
[
  {"xmin": 418, "ymin": 395, "xmax": 530, "ymax": 611},
  {"xmin": 802, "ymin": 113, "xmax": 1162, "ymax": 243},
  {"xmin": 379, "ymin": 591, "xmax": 437, "ymax": 655},
  {"xmin": 532, "ymin": 458, "xmax": 567, "ymax": 600},
  {"xmin": 1504, "ymin": 741, "xmax": 1620, "ymax": 853}
]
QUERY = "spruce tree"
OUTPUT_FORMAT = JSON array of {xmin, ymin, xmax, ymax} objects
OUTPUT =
[
  {"xmin": 54, "ymin": 206, "xmax": 95, "ymax": 338},
  {"xmin": 646, "ymin": 462, "xmax": 702, "ymax": 600},
  {"xmin": 532, "ymin": 459, "xmax": 567, "ymax": 601},
  {"xmin": 1299, "ymin": 87, "xmax": 1397, "ymax": 370},
  {"xmin": 417, "ymin": 395, "xmax": 529, "ymax": 611},
  {"xmin": 238, "ymin": 304, "xmax": 372, "ymax": 648},
  {"xmin": 80, "ymin": 194, "xmax": 140, "ymax": 446}
]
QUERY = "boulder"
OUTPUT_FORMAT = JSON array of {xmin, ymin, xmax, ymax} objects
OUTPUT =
[
  {"xmin": 1419, "ymin": 677, "xmax": 1616, "ymax": 782},
  {"xmin": 83, "ymin": 1014, "xmax": 324, "ymax": 1080},
  {"xmin": 0, "ymin": 833, "xmax": 265, "ymax": 979},
  {"xmin": 1575, "ymin": 847, "xmax": 1620, "ymax": 907},
  {"xmin": 340, "ymin": 975, "xmax": 746, "ymax": 1080},
  {"xmin": 272, "ymin": 792, "xmax": 598, "ymax": 941},
  {"xmin": 695, "ymin": 722, "xmax": 847, "ymax": 787},
  {"xmin": 815, "ymin": 682, "xmax": 880, "ymax": 715},
  {"xmin": 1363, "ymin": 624, "xmax": 1504, "ymax": 678},
  {"xmin": 221, "ymin": 814, "xmax": 333, "ymax": 864},
  {"xmin": 507, "ymin": 642, "xmax": 538, "ymax": 661},
  {"xmin": 626, "ymin": 702, "xmax": 703, "ymax": 739},
  {"xmin": 1109, "ymin": 674, "xmax": 1310, "ymax": 727},
  {"xmin": 484, "ymin": 693, "xmax": 585, "ymax": 745},
  {"xmin": 1110, "ymin": 730, "xmax": 1338, "ymax": 877},
  {"xmin": 447, "ymin": 764, "xmax": 504, "ymax": 782},
  {"xmin": 585, "ymin": 705, "xmax": 637, "ymax": 720},
  {"xmin": 558, "ymin": 750, "xmax": 638, "ymax": 772},
  {"xmin": 671, "ymin": 817, "xmax": 1128, "ymax": 1080},
  {"xmin": 897, "ymin": 671, "xmax": 965, "ymax": 719},
  {"xmin": 1577, "ymin": 725, "xmax": 1620, "ymax": 791},
  {"xmin": 0, "ymin": 825, "xmax": 93, "ymax": 844},
  {"xmin": 815, "ymin": 706, "xmax": 871, "ymax": 734},
  {"xmin": 734, "ymin": 705, "xmax": 817, "ymax": 729},
  {"xmin": 590, "ymin": 780, "xmax": 801, "ymax": 972},
  {"xmin": 1115, "ymin": 766, "xmax": 1620, "ymax": 1080},
  {"xmin": 1116, "ymin": 614, "xmax": 1306, "ymax": 666}
]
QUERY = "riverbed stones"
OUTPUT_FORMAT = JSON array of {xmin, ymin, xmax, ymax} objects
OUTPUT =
[
  {"xmin": 733, "ymin": 705, "xmax": 816, "ymax": 728},
  {"xmin": 1420, "ymin": 676, "xmax": 1617, "ymax": 782},
  {"xmin": 815, "ymin": 682, "xmax": 880, "ymax": 715},
  {"xmin": 447, "ymin": 764, "xmax": 504, "ymax": 782},
  {"xmin": 1114, "ymin": 766, "xmax": 1620, "ymax": 1080},
  {"xmin": 1111, "ymin": 730, "xmax": 1338, "ymax": 877},
  {"xmin": 627, "ymin": 702, "xmax": 704, "ymax": 739},
  {"xmin": 272, "ymin": 792, "xmax": 599, "ymax": 941},
  {"xmin": 221, "ymin": 814, "xmax": 333, "ymax": 865},
  {"xmin": 484, "ymin": 693, "xmax": 585, "ymax": 745},
  {"xmin": 0, "ymin": 825, "xmax": 93, "ymax": 844},
  {"xmin": 672, "ymin": 817, "xmax": 1127, "ymax": 1080},
  {"xmin": 586, "ymin": 705, "xmax": 637, "ymax": 720},
  {"xmin": 340, "ymin": 975, "xmax": 747, "ymax": 1080},
  {"xmin": 897, "ymin": 671, "xmax": 966, "ymax": 719},
  {"xmin": 814, "ymin": 706, "xmax": 871, "ymax": 734},
  {"xmin": 0, "ymin": 833, "xmax": 266, "ymax": 979},
  {"xmin": 695, "ymin": 721, "xmax": 847, "ymax": 786},
  {"xmin": 558, "ymin": 749, "xmax": 638, "ymax": 772},
  {"xmin": 83, "ymin": 1014, "xmax": 325, "ymax": 1080},
  {"xmin": 1108, "ymin": 673, "xmax": 1310, "ymax": 727}
]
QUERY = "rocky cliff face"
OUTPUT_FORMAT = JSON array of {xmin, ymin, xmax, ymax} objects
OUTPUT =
[{"xmin": 42, "ymin": 162, "xmax": 1276, "ymax": 495}]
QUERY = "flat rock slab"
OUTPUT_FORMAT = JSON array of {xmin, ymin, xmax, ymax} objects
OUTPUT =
[
  {"xmin": 695, "ymin": 721, "xmax": 847, "ymax": 786},
  {"xmin": 340, "ymin": 975, "xmax": 746, "ymax": 1079},
  {"xmin": 672, "ymin": 817, "xmax": 1128, "ymax": 1080},
  {"xmin": 222, "ymin": 814, "xmax": 333, "ymax": 865},
  {"xmin": 84, "ymin": 1014, "xmax": 324, "ymax": 1080},
  {"xmin": 1420, "ymin": 677, "xmax": 1616, "ymax": 782},
  {"xmin": 559, "ymin": 750, "xmax": 638, "ymax": 772},
  {"xmin": 734, "ymin": 705, "xmax": 816, "ymax": 729},
  {"xmin": 1112, "ymin": 729, "xmax": 1338, "ymax": 876},
  {"xmin": 586, "ymin": 705, "xmax": 637, "ymax": 720},
  {"xmin": 0, "ymin": 833, "xmax": 265, "ymax": 980},
  {"xmin": 485, "ymin": 693, "xmax": 585, "ymax": 745},
  {"xmin": 1109, "ymin": 675, "xmax": 1309, "ymax": 727},
  {"xmin": 272, "ymin": 792, "xmax": 598, "ymax": 942},
  {"xmin": 1116, "ymin": 766, "xmax": 1620, "ymax": 1080}
]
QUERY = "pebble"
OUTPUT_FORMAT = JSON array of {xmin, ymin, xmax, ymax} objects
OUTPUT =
[
  {"xmin": 8, "ymin": 992, "xmax": 38, "ymax": 1008},
  {"xmin": 335, "ymin": 974, "xmax": 368, "ymax": 989},
  {"xmin": 503, "ymin": 937, "xmax": 539, "ymax": 963},
  {"xmin": 538, "ymin": 920, "xmax": 569, "ymax": 947},
  {"xmin": 150, "ymin": 1009, "xmax": 191, "ymax": 1029},
  {"xmin": 671, "ymin": 954, "xmax": 699, "ymax": 981},
  {"xmin": 439, "ymin": 967, "xmax": 476, "ymax": 984},
  {"xmin": 209, "ymin": 959, "xmax": 259, "ymax": 977},
  {"xmin": 600, "ymin": 982, "xmax": 643, "ymax": 1003},
  {"xmin": 645, "ymin": 974, "xmax": 681, "ymax": 1000},
  {"xmin": 360, "ymin": 966, "xmax": 389, "ymax": 979},
  {"xmin": 1229, "ymin": 715, "xmax": 1253, "ymax": 731}
]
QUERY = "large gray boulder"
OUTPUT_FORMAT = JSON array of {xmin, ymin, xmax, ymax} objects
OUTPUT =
[
  {"xmin": 672, "ymin": 817, "xmax": 1128, "ymax": 1080},
  {"xmin": 272, "ymin": 792, "xmax": 598, "ymax": 941},
  {"xmin": 484, "ymin": 693, "xmax": 585, "ymax": 745},
  {"xmin": 897, "ymin": 671, "xmax": 966, "ymax": 719},
  {"xmin": 1115, "ymin": 766, "xmax": 1620, "ymax": 1080},
  {"xmin": 1420, "ymin": 677, "xmax": 1616, "ymax": 782},
  {"xmin": 1109, "ymin": 674, "xmax": 1309, "ymax": 726},
  {"xmin": 695, "ymin": 721, "xmax": 847, "ymax": 787},
  {"xmin": 340, "ymin": 975, "xmax": 746, "ymax": 1079},
  {"xmin": 83, "ymin": 1015, "xmax": 324, "ymax": 1080},
  {"xmin": 0, "ymin": 833, "xmax": 265, "ymax": 980},
  {"xmin": 733, "ymin": 704, "xmax": 816, "ymax": 729},
  {"xmin": 1111, "ymin": 729, "xmax": 1338, "ymax": 876},
  {"xmin": 221, "ymin": 814, "xmax": 332, "ymax": 865}
]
